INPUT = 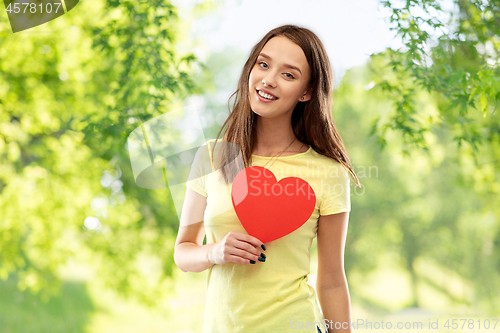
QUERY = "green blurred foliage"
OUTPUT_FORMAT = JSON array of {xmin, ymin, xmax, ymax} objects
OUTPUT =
[
  {"xmin": 0, "ymin": 0, "xmax": 212, "ymax": 307},
  {"xmin": 0, "ymin": 272, "xmax": 94, "ymax": 333},
  {"xmin": 372, "ymin": 0, "xmax": 500, "ymax": 155},
  {"xmin": 334, "ymin": 61, "xmax": 499, "ymax": 314},
  {"xmin": 361, "ymin": 0, "xmax": 500, "ymax": 313}
]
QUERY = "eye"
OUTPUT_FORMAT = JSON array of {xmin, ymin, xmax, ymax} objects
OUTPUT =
[{"xmin": 257, "ymin": 62, "xmax": 295, "ymax": 79}]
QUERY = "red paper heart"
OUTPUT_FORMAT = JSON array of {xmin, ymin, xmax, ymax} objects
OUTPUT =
[{"xmin": 231, "ymin": 166, "xmax": 316, "ymax": 244}]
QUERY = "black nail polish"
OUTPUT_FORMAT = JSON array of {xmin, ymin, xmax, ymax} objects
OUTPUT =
[
  {"xmin": 250, "ymin": 260, "xmax": 256, "ymax": 264},
  {"xmin": 260, "ymin": 253, "xmax": 266, "ymax": 259},
  {"xmin": 258, "ymin": 257, "xmax": 266, "ymax": 262},
  {"xmin": 261, "ymin": 244, "xmax": 266, "ymax": 251}
]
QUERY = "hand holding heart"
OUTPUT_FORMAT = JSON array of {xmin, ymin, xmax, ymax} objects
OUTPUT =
[
  {"xmin": 231, "ymin": 166, "xmax": 316, "ymax": 244},
  {"xmin": 208, "ymin": 231, "xmax": 266, "ymax": 266}
]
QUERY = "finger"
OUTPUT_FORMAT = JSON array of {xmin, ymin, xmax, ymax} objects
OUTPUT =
[
  {"xmin": 233, "ymin": 232, "xmax": 266, "ymax": 252},
  {"xmin": 229, "ymin": 247, "xmax": 263, "ymax": 262},
  {"xmin": 227, "ymin": 254, "xmax": 256, "ymax": 265},
  {"xmin": 232, "ymin": 238, "xmax": 264, "ymax": 258}
]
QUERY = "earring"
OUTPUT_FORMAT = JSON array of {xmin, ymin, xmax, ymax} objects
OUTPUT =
[{"xmin": 301, "ymin": 97, "xmax": 304, "ymax": 100}]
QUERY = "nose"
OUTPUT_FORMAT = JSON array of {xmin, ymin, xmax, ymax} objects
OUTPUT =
[{"xmin": 262, "ymin": 72, "xmax": 277, "ymax": 88}]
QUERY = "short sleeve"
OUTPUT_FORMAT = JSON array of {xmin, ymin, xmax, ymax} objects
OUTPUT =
[
  {"xmin": 319, "ymin": 162, "xmax": 351, "ymax": 216},
  {"xmin": 185, "ymin": 143, "xmax": 212, "ymax": 198}
]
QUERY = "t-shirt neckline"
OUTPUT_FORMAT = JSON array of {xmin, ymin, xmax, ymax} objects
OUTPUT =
[{"xmin": 251, "ymin": 146, "xmax": 312, "ymax": 159}]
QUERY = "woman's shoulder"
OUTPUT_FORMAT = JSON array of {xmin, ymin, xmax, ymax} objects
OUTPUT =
[
  {"xmin": 308, "ymin": 147, "xmax": 342, "ymax": 167},
  {"xmin": 206, "ymin": 138, "xmax": 229, "ymax": 148},
  {"xmin": 308, "ymin": 148, "xmax": 352, "ymax": 178},
  {"xmin": 207, "ymin": 138, "xmax": 228, "ymax": 143}
]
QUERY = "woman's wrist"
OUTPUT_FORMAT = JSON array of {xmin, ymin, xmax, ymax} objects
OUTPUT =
[{"xmin": 205, "ymin": 242, "xmax": 216, "ymax": 267}]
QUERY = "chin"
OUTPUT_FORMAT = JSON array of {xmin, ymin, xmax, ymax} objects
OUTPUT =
[{"xmin": 251, "ymin": 108, "xmax": 263, "ymax": 117}]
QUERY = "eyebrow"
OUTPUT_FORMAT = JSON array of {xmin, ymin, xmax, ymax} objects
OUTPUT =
[{"xmin": 258, "ymin": 53, "xmax": 302, "ymax": 75}]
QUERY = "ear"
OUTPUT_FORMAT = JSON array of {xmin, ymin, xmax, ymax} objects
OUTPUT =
[{"xmin": 299, "ymin": 86, "xmax": 313, "ymax": 102}]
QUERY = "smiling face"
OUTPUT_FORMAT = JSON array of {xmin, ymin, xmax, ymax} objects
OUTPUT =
[{"xmin": 248, "ymin": 36, "xmax": 312, "ymax": 118}]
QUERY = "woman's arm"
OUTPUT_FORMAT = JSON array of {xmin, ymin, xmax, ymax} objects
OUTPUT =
[
  {"xmin": 174, "ymin": 188, "xmax": 265, "ymax": 272},
  {"xmin": 316, "ymin": 211, "xmax": 352, "ymax": 333},
  {"xmin": 174, "ymin": 187, "xmax": 214, "ymax": 273}
]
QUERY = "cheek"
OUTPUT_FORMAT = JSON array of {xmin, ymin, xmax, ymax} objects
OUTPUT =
[
  {"xmin": 249, "ymin": 69, "xmax": 258, "ymax": 83},
  {"xmin": 282, "ymin": 86, "xmax": 299, "ymax": 98},
  {"xmin": 248, "ymin": 72, "xmax": 255, "ymax": 88},
  {"xmin": 292, "ymin": 86, "xmax": 305, "ymax": 97}
]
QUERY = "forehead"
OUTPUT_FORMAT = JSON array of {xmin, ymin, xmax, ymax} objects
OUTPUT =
[{"xmin": 259, "ymin": 36, "xmax": 308, "ymax": 70}]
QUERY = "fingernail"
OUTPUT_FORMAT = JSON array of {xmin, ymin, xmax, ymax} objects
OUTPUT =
[
  {"xmin": 250, "ymin": 260, "xmax": 256, "ymax": 264},
  {"xmin": 260, "ymin": 253, "xmax": 266, "ymax": 259},
  {"xmin": 258, "ymin": 257, "xmax": 266, "ymax": 262},
  {"xmin": 261, "ymin": 244, "xmax": 266, "ymax": 251}
]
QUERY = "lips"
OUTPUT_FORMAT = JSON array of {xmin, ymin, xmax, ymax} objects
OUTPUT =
[{"xmin": 257, "ymin": 88, "xmax": 278, "ymax": 100}]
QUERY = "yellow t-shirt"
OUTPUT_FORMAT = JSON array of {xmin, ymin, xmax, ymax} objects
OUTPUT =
[{"xmin": 185, "ymin": 139, "xmax": 351, "ymax": 333}]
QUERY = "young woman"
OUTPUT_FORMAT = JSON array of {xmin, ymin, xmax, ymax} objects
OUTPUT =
[{"xmin": 175, "ymin": 24, "xmax": 361, "ymax": 333}]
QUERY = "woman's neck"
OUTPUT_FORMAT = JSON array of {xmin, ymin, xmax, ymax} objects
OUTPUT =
[{"xmin": 252, "ymin": 117, "xmax": 305, "ymax": 156}]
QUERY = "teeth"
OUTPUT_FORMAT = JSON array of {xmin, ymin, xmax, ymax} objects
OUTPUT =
[{"xmin": 258, "ymin": 90, "xmax": 277, "ymax": 100}]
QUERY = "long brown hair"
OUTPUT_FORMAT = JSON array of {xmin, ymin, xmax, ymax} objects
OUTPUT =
[{"xmin": 211, "ymin": 24, "xmax": 361, "ymax": 188}]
